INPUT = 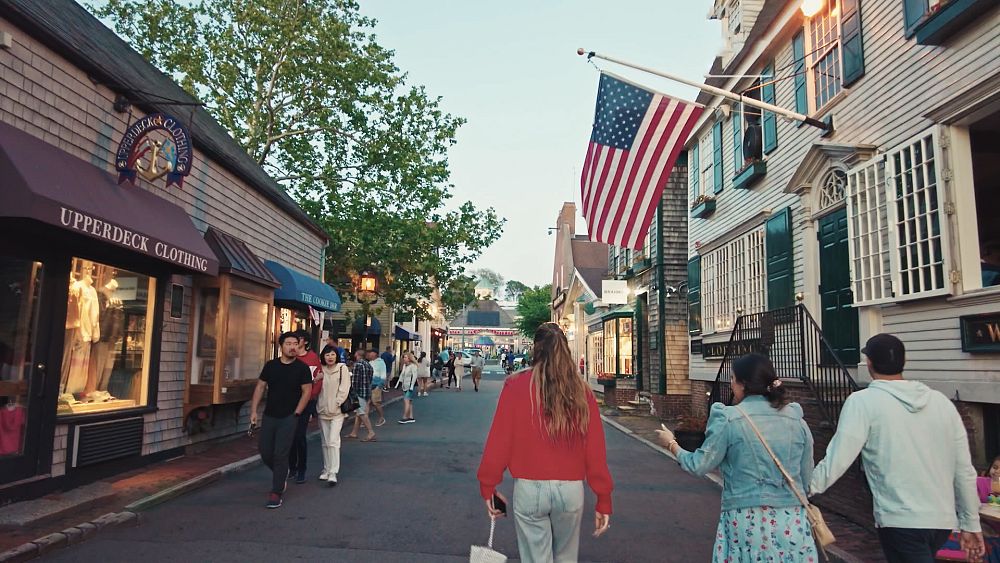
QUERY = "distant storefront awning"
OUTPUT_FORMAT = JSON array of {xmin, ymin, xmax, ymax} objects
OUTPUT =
[
  {"xmin": 204, "ymin": 228, "xmax": 279, "ymax": 287},
  {"xmin": 394, "ymin": 325, "xmax": 420, "ymax": 341},
  {"xmin": 474, "ymin": 335, "xmax": 495, "ymax": 346},
  {"xmin": 352, "ymin": 317, "xmax": 381, "ymax": 335},
  {"xmin": 264, "ymin": 260, "xmax": 341, "ymax": 312},
  {"xmin": 0, "ymin": 121, "xmax": 218, "ymax": 275}
]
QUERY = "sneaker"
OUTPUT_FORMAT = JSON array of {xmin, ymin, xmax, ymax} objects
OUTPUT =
[
  {"xmin": 403, "ymin": 418, "xmax": 416, "ymax": 424},
  {"xmin": 319, "ymin": 471, "xmax": 329, "ymax": 481},
  {"xmin": 327, "ymin": 474, "xmax": 338, "ymax": 486},
  {"xmin": 397, "ymin": 419, "xmax": 407, "ymax": 424},
  {"xmin": 295, "ymin": 470, "xmax": 306, "ymax": 484},
  {"xmin": 266, "ymin": 493, "xmax": 282, "ymax": 509}
]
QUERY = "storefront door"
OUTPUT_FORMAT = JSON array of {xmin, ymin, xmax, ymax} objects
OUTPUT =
[
  {"xmin": 0, "ymin": 253, "xmax": 57, "ymax": 483},
  {"xmin": 818, "ymin": 208, "xmax": 860, "ymax": 365}
]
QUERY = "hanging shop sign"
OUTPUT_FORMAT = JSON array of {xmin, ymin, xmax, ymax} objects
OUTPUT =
[
  {"xmin": 116, "ymin": 112, "xmax": 193, "ymax": 188},
  {"xmin": 447, "ymin": 328, "xmax": 517, "ymax": 337},
  {"xmin": 602, "ymin": 280, "xmax": 628, "ymax": 304}
]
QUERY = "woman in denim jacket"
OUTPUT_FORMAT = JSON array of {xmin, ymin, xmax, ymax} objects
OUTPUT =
[{"xmin": 657, "ymin": 354, "xmax": 818, "ymax": 562}]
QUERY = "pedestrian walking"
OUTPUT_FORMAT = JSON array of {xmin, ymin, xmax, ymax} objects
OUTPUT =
[
  {"xmin": 505, "ymin": 350, "xmax": 515, "ymax": 374},
  {"xmin": 367, "ymin": 349, "xmax": 387, "ymax": 426},
  {"xmin": 381, "ymin": 345, "xmax": 396, "ymax": 381},
  {"xmin": 470, "ymin": 349, "xmax": 484, "ymax": 392},
  {"xmin": 445, "ymin": 351, "xmax": 456, "ymax": 389},
  {"xmin": 314, "ymin": 345, "xmax": 351, "ymax": 486},
  {"xmin": 657, "ymin": 353, "xmax": 819, "ymax": 562},
  {"xmin": 810, "ymin": 334, "xmax": 985, "ymax": 562},
  {"xmin": 250, "ymin": 331, "xmax": 313, "ymax": 509},
  {"xmin": 453, "ymin": 351, "xmax": 465, "ymax": 391},
  {"xmin": 396, "ymin": 351, "xmax": 418, "ymax": 424},
  {"xmin": 288, "ymin": 329, "xmax": 321, "ymax": 484},
  {"xmin": 345, "ymin": 350, "xmax": 377, "ymax": 442},
  {"xmin": 416, "ymin": 351, "xmax": 431, "ymax": 396},
  {"xmin": 477, "ymin": 322, "xmax": 612, "ymax": 563}
]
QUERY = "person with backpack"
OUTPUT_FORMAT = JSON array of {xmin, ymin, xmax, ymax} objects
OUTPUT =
[{"xmin": 314, "ymin": 345, "xmax": 352, "ymax": 486}]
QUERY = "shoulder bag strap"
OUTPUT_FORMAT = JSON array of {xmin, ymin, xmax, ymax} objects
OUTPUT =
[{"xmin": 734, "ymin": 405, "xmax": 811, "ymax": 509}]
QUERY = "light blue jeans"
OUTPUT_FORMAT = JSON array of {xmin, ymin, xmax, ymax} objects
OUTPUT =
[{"xmin": 513, "ymin": 479, "xmax": 585, "ymax": 563}]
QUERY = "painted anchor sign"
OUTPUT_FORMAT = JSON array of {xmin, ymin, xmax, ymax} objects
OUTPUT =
[{"xmin": 116, "ymin": 112, "xmax": 193, "ymax": 188}]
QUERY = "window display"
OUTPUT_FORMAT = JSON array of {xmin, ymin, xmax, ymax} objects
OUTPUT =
[
  {"xmin": 600, "ymin": 317, "xmax": 634, "ymax": 378},
  {"xmin": 0, "ymin": 257, "xmax": 42, "ymax": 457},
  {"xmin": 58, "ymin": 258, "xmax": 153, "ymax": 416},
  {"xmin": 225, "ymin": 295, "xmax": 269, "ymax": 381},
  {"xmin": 619, "ymin": 318, "xmax": 633, "ymax": 376},
  {"xmin": 603, "ymin": 321, "xmax": 617, "ymax": 376}
]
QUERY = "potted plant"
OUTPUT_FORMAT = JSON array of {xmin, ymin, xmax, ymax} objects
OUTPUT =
[
  {"xmin": 673, "ymin": 415, "xmax": 707, "ymax": 450},
  {"xmin": 690, "ymin": 194, "xmax": 717, "ymax": 218}
]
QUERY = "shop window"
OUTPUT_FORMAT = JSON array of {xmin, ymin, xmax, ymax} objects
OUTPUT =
[
  {"xmin": 603, "ymin": 321, "xmax": 617, "ymax": 376},
  {"xmin": 189, "ymin": 278, "xmax": 273, "ymax": 407},
  {"xmin": 702, "ymin": 228, "xmax": 766, "ymax": 334},
  {"xmin": 845, "ymin": 128, "xmax": 952, "ymax": 303},
  {"xmin": 618, "ymin": 318, "xmax": 633, "ymax": 375},
  {"xmin": 589, "ymin": 330, "xmax": 604, "ymax": 380},
  {"xmin": 59, "ymin": 258, "xmax": 154, "ymax": 416},
  {"xmin": 0, "ymin": 258, "xmax": 42, "ymax": 457},
  {"xmin": 601, "ymin": 317, "xmax": 634, "ymax": 377}
]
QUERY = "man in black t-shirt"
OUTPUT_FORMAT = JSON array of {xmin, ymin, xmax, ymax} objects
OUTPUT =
[{"xmin": 250, "ymin": 331, "xmax": 312, "ymax": 509}]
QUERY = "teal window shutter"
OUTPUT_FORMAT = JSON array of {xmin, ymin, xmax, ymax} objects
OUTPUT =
[
  {"xmin": 765, "ymin": 207, "xmax": 794, "ymax": 310},
  {"xmin": 712, "ymin": 121, "xmax": 724, "ymax": 194},
  {"xmin": 841, "ymin": 0, "xmax": 866, "ymax": 85},
  {"xmin": 792, "ymin": 32, "xmax": 808, "ymax": 114},
  {"xmin": 688, "ymin": 257, "xmax": 701, "ymax": 334},
  {"xmin": 761, "ymin": 63, "xmax": 777, "ymax": 154},
  {"xmin": 732, "ymin": 107, "xmax": 743, "ymax": 171},
  {"xmin": 903, "ymin": 0, "xmax": 926, "ymax": 35},
  {"xmin": 690, "ymin": 143, "xmax": 699, "ymax": 201}
]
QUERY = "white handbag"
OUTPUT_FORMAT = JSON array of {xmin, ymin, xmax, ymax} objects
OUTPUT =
[{"xmin": 470, "ymin": 517, "xmax": 507, "ymax": 563}]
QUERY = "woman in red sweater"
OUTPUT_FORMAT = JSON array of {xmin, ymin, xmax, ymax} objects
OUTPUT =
[{"xmin": 477, "ymin": 322, "xmax": 613, "ymax": 562}]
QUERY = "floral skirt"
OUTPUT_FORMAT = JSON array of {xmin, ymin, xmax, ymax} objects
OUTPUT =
[{"xmin": 713, "ymin": 505, "xmax": 819, "ymax": 563}]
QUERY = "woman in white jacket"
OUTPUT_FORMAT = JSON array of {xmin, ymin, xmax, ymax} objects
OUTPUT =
[
  {"xmin": 396, "ymin": 352, "xmax": 418, "ymax": 424},
  {"xmin": 315, "ymin": 345, "xmax": 352, "ymax": 486}
]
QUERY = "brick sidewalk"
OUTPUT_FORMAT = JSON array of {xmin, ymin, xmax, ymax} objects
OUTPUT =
[
  {"xmin": 600, "ymin": 408, "xmax": 884, "ymax": 563},
  {"xmin": 0, "ymin": 386, "xmax": 412, "ymax": 554}
]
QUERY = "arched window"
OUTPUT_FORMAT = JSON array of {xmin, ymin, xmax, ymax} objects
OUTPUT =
[{"xmin": 818, "ymin": 168, "xmax": 847, "ymax": 211}]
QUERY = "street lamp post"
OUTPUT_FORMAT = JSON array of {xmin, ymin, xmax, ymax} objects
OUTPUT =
[{"xmin": 356, "ymin": 270, "xmax": 378, "ymax": 347}]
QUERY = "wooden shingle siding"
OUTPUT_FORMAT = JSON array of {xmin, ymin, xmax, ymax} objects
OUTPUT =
[
  {"xmin": 688, "ymin": 1, "xmax": 1000, "ymax": 387},
  {"xmin": 0, "ymin": 14, "xmax": 328, "ymax": 463}
]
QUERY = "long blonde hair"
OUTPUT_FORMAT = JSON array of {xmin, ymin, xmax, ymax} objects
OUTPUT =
[{"xmin": 530, "ymin": 322, "xmax": 590, "ymax": 441}]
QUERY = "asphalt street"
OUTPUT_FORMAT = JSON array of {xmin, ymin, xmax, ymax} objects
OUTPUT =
[{"xmin": 44, "ymin": 363, "xmax": 721, "ymax": 562}]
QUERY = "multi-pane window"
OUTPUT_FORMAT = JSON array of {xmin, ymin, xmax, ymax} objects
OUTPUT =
[
  {"xmin": 819, "ymin": 169, "xmax": 848, "ymax": 211},
  {"xmin": 700, "ymin": 135, "xmax": 714, "ymax": 195},
  {"xmin": 701, "ymin": 228, "xmax": 766, "ymax": 334},
  {"xmin": 847, "ymin": 161, "xmax": 893, "ymax": 304},
  {"xmin": 846, "ymin": 128, "xmax": 952, "ymax": 304},
  {"xmin": 806, "ymin": 1, "xmax": 843, "ymax": 110}
]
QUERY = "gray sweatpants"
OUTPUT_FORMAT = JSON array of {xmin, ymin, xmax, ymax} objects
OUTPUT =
[
  {"xmin": 259, "ymin": 414, "xmax": 297, "ymax": 494},
  {"xmin": 513, "ymin": 479, "xmax": 585, "ymax": 563}
]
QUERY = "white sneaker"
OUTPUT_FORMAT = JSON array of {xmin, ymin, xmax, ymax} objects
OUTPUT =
[
  {"xmin": 319, "ymin": 471, "xmax": 329, "ymax": 481},
  {"xmin": 327, "ymin": 474, "xmax": 338, "ymax": 486}
]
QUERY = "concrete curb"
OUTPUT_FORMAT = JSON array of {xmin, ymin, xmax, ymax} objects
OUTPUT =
[
  {"xmin": 600, "ymin": 415, "xmax": 863, "ymax": 563},
  {"xmin": 0, "ymin": 391, "xmax": 420, "ymax": 562}
]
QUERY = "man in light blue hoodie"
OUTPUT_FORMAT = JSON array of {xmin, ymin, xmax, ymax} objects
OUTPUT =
[{"xmin": 810, "ymin": 333, "xmax": 985, "ymax": 562}]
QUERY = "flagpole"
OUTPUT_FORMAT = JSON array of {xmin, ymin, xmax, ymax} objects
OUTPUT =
[{"xmin": 578, "ymin": 48, "xmax": 831, "ymax": 133}]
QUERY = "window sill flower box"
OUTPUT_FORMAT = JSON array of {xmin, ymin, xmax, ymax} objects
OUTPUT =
[
  {"xmin": 732, "ymin": 160, "xmax": 766, "ymax": 190},
  {"xmin": 914, "ymin": 0, "xmax": 996, "ymax": 45},
  {"xmin": 691, "ymin": 196, "xmax": 717, "ymax": 219}
]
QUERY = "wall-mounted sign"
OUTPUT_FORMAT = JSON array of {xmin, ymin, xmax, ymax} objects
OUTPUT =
[
  {"xmin": 602, "ymin": 280, "xmax": 628, "ymax": 304},
  {"xmin": 552, "ymin": 290, "xmax": 567, "ymax": 310},
  {"xmin": 447, "ymin": 328, "xmax": 517, "ymax": 337},
  {"xmin": 703, "ymin": 338, "xmax": 762, "ymax": 360},
  {"xmin": 116, "ymin": 113, "xmax": 193, "ymax": 188},
  {"xmin": 960, "ymin": 313, "xmax": 1000, "ymax": 353}
]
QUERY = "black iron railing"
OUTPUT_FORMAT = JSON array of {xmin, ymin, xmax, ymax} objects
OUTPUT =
[{"xmin": 708, "ymin": 305, "xmax": 860, "ymax": 428}]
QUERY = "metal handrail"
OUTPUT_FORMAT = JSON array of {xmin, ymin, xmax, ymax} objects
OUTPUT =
[{"xmin": 707, "ymin": 305, "xmax": 860, "ymax": 429}]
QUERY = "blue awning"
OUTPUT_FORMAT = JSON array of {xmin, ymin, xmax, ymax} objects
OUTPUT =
[
  {"xmin": 474, "ymin": 335, "xmax": 495, "ymax": 346},
  {"xmin": 394, "ymin": 325, "xmax": 420, "ymax": 341},
  {"xmin": 352, "ymin": 317, "xmax": 381, "ymax": 335},
  {"xmin": 264, "ymin": 260, "xmax": 341, "ymax": 312}
]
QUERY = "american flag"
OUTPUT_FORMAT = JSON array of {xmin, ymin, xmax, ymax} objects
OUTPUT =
[{"xmin": 581, "ymin": 73, "xmax": 702, "ymax": 249}]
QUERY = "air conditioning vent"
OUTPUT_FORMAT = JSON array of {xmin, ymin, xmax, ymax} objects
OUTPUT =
[{"xmin": 72, "ymin": 417, "xmax": 143, "ymax": 468}]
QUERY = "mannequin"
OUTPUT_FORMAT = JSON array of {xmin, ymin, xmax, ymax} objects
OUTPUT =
[
  {"xmin": 60, "ymin": 274, "xmax": 82, "ymax": 392},
  {"xmin": 63, "ymin": 266, "xmax": 100, "ymax": 395},
  {"xmin": 86, "ymin": 277, "xmax": 123, "ymax": 396}
]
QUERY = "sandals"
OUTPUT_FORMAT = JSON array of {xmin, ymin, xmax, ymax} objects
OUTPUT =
[{"xmin": 361, "ymin": 435, "xmax": 377, "ymax": 442}]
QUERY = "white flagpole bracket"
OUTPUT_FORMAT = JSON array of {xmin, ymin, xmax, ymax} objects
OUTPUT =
[{"xmin": 578, "ymin": 48, "xmax": 832, "ymax": 134}]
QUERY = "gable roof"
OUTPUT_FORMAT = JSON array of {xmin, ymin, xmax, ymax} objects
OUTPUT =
[
  {"xmin": 1, "ymin": 0, "xmax": 328, "ymax": 241},
  {"xmin": 569, "ymin": 236, "xmax": 608, "ymax": 298}
]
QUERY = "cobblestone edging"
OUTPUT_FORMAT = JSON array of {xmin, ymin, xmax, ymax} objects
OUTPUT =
[
  {"xmin": 600, "ymin": 414, "xmax": 865, "ymax": 563},
  {"xmin": 0, "ymin": 392, "xmax": 413, "ymax": 563}
]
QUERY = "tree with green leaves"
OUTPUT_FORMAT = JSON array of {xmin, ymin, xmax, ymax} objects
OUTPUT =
[
  {"xmin": 504, "ymin": 280, "xmax": 529, "ymax": 302},
  {"xmin": 515, "ymin": 285, "xmax": 552, "ymax": 337},
  {"xmin": 90, "ymin": 0, "xmax": 504, "ymax": 317}
]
